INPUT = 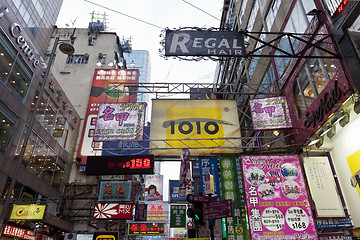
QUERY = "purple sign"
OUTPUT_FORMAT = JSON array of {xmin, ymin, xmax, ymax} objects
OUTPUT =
[
  {"xmin": 241, "ymin": 155, "xmax": 317, "ymax": 240},
  {"xmin": 249, "ymin": 97, "xmax": 292, "ymax": 130},
  {"xmin": 94, "ymin": 102, "xmax": 146, "ymax": 141},
  {"xmin": 204, "ymin": 199, "xmax": 233, "ymax": 219}
]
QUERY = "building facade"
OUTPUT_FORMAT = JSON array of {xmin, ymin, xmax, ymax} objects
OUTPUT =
[
  {"xmin": 216, "ymin": 0, "xmax": 360, "ymax": 238},
  {"xmin": 0, "ymin": 0, "xmax": 80, "ymax": 238}
]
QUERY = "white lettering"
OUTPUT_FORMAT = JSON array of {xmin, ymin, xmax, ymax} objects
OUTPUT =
[
  {"xmin": 205, "ymin": 38, "xmax": 216, "ymax": 48},
  {"xmin": 217, "ymin": 39, "xmax": 230, "ymax": 48},
  {"xmin": 208, "ymin": 49, "xmax": 216, "ymax": 54},
  {"xmin": 233, "ymin": 39, "xmax": 243, "ymax": 49},
  {"xmin": 235, "ymin": 49, "xmax": 242, "ymax": 55},
  {"xmin": 170, "ymin": 33, "xmax": 190, "ymax": 53},
  {"xmin": 219, "ymin": 50, "xmax": 228, "ymax": 55},
  {"xmin": 193, "ymin": 38, "xmax": 203, "ymax": 47}
]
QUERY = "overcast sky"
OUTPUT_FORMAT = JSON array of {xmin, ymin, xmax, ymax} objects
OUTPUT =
[{"xmin": 56, "ymin": 0, "xmax": 223, "ymax": 200}]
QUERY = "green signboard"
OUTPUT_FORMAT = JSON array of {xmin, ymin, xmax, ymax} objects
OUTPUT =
[
  {"xmin": 220, "ymin": 157, "xmax": 249, "ymax": 240},
  {"xmin": 170, "ymin": 204, "xmax": 187, "ymax": 228}
]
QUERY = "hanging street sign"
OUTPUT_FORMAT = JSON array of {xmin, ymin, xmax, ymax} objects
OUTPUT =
[
  {"xmin": 204, "ymin": 199, "xmax": 233, "ymax": 219},
  {"xmin": 165, "ymin": 29, "xmax": 246, "ymax": 57}
]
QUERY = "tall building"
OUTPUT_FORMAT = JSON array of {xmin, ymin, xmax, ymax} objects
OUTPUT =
[
  {"xmin": 0, "ymin": 0, "xmax": 81, "ymax": 238},
  {"xmin": 216, "ymin": 0, "xmax": 360, "ymax": 238}
]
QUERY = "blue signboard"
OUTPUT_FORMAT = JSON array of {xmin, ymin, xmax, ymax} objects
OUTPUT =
[
  {"xmin": 199, "ymin": 157, "xmax": 221, "ymax": 200},
  {"xmin": 98, "ymin": 180, "xmax": 132, "ymax": 202},
  {"xmin": 169, "ymin": 180, "xmax": 187, "ymax": 202},
  {"xmin": 316, "ymin": 218, "xmax": 353, "ymax": 229},
  {"xmin": 102, "ymin": 126, "xmax": 150, "ymax": 155}
]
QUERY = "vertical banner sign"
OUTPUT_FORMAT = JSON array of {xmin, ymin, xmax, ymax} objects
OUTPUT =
[
  {"xmin": 199, "ymin": 157, "xmax": 221, "ymax": 200},
  {"xmin": 94, "ymin": 102, "xmax": 146, "ymax": 141},
  {"xmin": 169, "ymin": 180, "xmax": 187, "ymax": 202},
  {"xmin": 249, "ymin": 97, "xmax": 292, "ymax": 130},
  {"xmin": 219, "ymin": 157, "xmax": 249, "ymax": 240},
  {"xmin": 170, "ymin": 205, "xmax": 187, "ymax": 228},
  {"xmin": 145, "ymin": 175, "xmax": 164, "ymax": 201},
  {"xmin": 303, "ymin": 157, "xmax": 345, "ymax": 217},
  {"xmin": 77, "ymin": 69, "xmax": 139, "ymax": 165},
  {"xmin": 241, "ymin": 155, "xmax": 318, "ymax": 240},
  {"xmin": 179, "ymin": 149, "xmax": 192, "ymax": 198},
  {"xmin": 135, "ymin": 204, "xmax": 148, "ymax": 221}
]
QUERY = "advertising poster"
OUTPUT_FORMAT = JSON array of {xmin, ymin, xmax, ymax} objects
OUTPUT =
[
  {"xmin": 127, "ymin": 223, "xmax": 165, "ymax": 235},
  {"xmin": 93, "ymin": 102, "xmax": 146, "ymax": 142},
  {"xmin": 199, "ymin": 157, "xmax": 221, "ymax": 200},
  {"xmin": 93, "ymin": 203, "xmax": 133, "ymax": 219},
  {"xmin": 179, "ymin": 149, "xmax": 192, "ymax": 198},
  {"xmin": 77, "ymin": 69, "xmax": 139, "ymax": 165},
  {"xmin": 249, "ymin": 97, "xmax": 292, "ymax": 130},
  {"xmin": 169, "ymin": 180, "xmax": 187, "ymax": 202},
  {"xmin": 241, "ymin": 155, "xmax": 318, "ymax": 240},
  {"xmin": 150, "ymin": 99, "xmax": 241, "ymax": 156},
  {"xmin": 303, "ymin": 157, "xmax": 345, "ymax": 217},
  {"xmin": 145, "ymin": 175, "xmax": 163, "ymax": 201},
  {"xmin": 219, "ymin": 157, "xmax": 249, "ymax": 240},
  {"xmin": 98, "ymin": 181, "xmax": 132, "ymax": 202}
]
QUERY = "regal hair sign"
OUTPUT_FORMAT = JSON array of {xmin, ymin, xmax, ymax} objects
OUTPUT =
[{"xmin": 165, "ymin": 30, "xmax": 246, "ymax": 57}]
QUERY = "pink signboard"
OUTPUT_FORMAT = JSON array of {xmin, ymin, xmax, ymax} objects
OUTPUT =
[
  {"xmin": 93, "ymin": 203, "xmax": 133, "ymax": 219},
  {"xmin": 249, "ymin": 97, "xmax": 292, "ymax": 130},
  {"xmin": 94, "ymin": 102, "xmax": 146, "ymax": 141},
  {"xmin": 241, "ymin": 155, "xmax": 317, "ymax": 240}
]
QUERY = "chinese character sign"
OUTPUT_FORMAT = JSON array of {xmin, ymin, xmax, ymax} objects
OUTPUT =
[
  {"xmin": 199, "ymin": 157, "xmax": 221, "ymax": 200},
  {"xmin": 249, "ymin": 97, "xmax": 292, "ymax": 130},
  {"xmin": 241, "ymin": 155, "xmax": 317, "ymax": 240},
  {"xmin": 94, "ymin": 102, "xmax": 146, "ymax": 141},
  {"xmin": 145, "ymin": 202, "xmax": 169, "ymax": 220},
  {"xmin": 127, "ymin": 223, "xmax": 165, "ymax": 235},
  {"xmin": 170, "ymin": 204, "xmax": 187, "ymax": 228},
  {"xmin": 98, "ymin": 181, "xmax": 132, "ymax": 202}
]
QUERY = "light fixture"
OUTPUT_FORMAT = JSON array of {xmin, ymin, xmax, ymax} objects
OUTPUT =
[
  {"xmin": 130, "ymin": 60, "xmax": 135, "ymax": 68},
  {"xmin": 58, "ymin": 41, "xmax": 75, "ymax": 55},
  {"xmin": 330, "ymin": 110, "xmax": 347, "ymax": 125},
  {"xmin": 315, "ymin": 137, "xmax": 324, "ymax": 148},
  {"xmin": 108, "ymin": 61, "xmax": 114, "ymax": 67},
  {"xmin": 326, "ymin": 126, "xmax": 336, "ymax": 139},
  {"xmin": 118, "ymin": 61, "xmax": 124, "ymax": 67},
  {"xmin": 307, "ymin": 137, "xmax": 321, "ymax": 146},
  {"xmin": 273, "ymin": 130, "xmax": 280, "ymax": 136},
  {"xmin": 307, "ymin": 9, "xmax": 323, "ymax": 16},
  {"xmin": 317, "ymin": 124, "xmax": 331, "ymax": 138},
  {"xmin": 339, "ymin": 112, "xmax": 350, "ymax": 127},
  {"xmin": 354, "ymin": 99, "xmax": 360, "ymax": 115},
  {"xmin": 96, "ymin": 61, "xmax": 102, "ymax": 66}
]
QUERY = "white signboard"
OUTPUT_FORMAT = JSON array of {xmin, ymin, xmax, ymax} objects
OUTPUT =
[{"xmin": 303, "ymin": 157, "xmax": 345, "ymax": 217}]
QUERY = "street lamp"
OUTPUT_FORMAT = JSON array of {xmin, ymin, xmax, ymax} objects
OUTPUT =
[{"xmin": 0, "ymin": 37, "xmax": 74, "ymax": 230}]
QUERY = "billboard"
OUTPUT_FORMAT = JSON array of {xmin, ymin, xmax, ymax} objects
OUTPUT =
[
  {"xmin": 93, "ymin": 102, "xmax": 147, "ymax": 142},
  {"xmin": 145, "ymin": 202, "xmax": 169, "ymax": 220},
  {"xmin": 199, "ymin": 157, "xmax": 221, "ymax": 200},
  {"xmin": 3, "ymin": 225, "xmax": 36, "ymax": 240},
  {"xmin": 93, "ymin": 203, "xmax": 133, "ymax": 219},
  {"xmin": 85, "ymin": 155, "xmax": 154, "ymax": 175},
  {"xmin": 249, "ymin": 97, "xmax": 292, "ymax": 130},
  {"xmin": 241, "ymin": 155, "xmax": 318, "ymax": 240},
  {"xmin": 150, "ymin": 99, "xmax": 241, "ymax": 156},
  {"xmin": 165, "ymin": 30, "xmax": 245, "ymax": 57},
  {"xmin": 10, "ymin": 205, "xmax": 46, "ymax": 220},
  {"xmin": 169, "ymin": 180, "xmax": 187, "ymax": 202},
  {"xmin": 77, "ymin": 69, "xmax": 139, "ymax": 165},
  {"xmin": 98, "ymin": 181, "xmax": 132, "ymax": 202},
  {"xmin": 145, "ymin": 175, "xmax": 163, "ymax": 201}
]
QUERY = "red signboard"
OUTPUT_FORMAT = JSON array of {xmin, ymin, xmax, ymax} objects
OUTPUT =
[
  {"xmin": 77, "ymin": 69, "xmax": 139, "ymax": 165},
  {"xmin": 204, "ymin": 199, "xmax": 233, "ymax": 219},
  {"xmin": 127, "ymin": 223, "xmax": 165, "ymax": 235},
  {"xmin": 187, "ymin": 194, "xmax": 217, "ymax": 203},
  {"xmin": 93, "ymin": 203, "xmax": 133, "ymax": 219},
  {"xmin": 3, "ymin": 225, "xmax": 36, "ymax": 240}
]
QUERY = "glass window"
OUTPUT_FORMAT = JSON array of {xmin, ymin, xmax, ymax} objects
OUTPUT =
[
  {"xmin": 0, "ymin": 101, "xmax": 18, "ymax": 153},
  {"xmin": 293, "ymin": 44, "xmax": 336, "ymax": 118}
]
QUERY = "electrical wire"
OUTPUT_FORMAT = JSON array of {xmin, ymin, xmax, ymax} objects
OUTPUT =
[
  {"xmin": 182, "ymin": 0, "xmax": 221, "ymax": 21},
  {"xmin": 83, "ymin": 0, "xmax": 164, "ymax": 29}
]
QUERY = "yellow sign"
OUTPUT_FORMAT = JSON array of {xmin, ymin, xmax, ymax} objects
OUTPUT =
[
  {"xmin": 150, "ymin": 99, "xmax": 241, "ymax": 156},
  {"xmin": 10, "ymin": 205, "xmax": 46, "ymax": 220},
  {"xmin": 96, "ymin": 235, "xmax": 116, "ymax": 240}
]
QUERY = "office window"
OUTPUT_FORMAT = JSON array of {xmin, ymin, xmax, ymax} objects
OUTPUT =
[
  {"xmin": 66, "ymin": 54, "xmax": 89, "ymax": 64},
  {"xmin": 0, "ymin": 29, "xmax": 33, "ymax": 100},
  {"xmin": 0, "ymin": 101, "xmax": 18, "ymax": 153}
]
